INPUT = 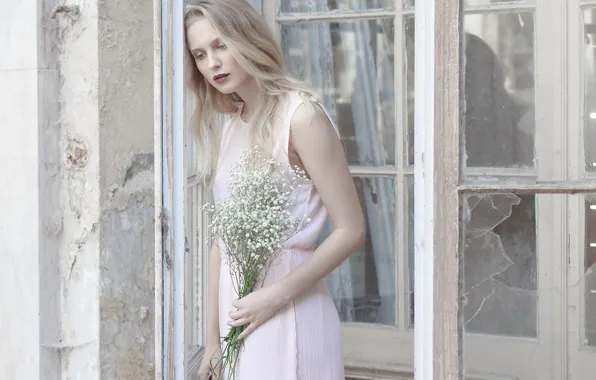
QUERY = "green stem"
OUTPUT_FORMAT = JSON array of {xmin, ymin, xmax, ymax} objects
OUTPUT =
[{"xmin": 217, "ymin": 277, "xmax": 258, "ymax": 380}]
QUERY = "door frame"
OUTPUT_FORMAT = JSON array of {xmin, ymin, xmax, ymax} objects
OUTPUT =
[{"xmin": 154, "ymin": 0, "xmax": 596, "ymax": 379}]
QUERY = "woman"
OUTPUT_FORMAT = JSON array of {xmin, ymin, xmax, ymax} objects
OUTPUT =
[{"xmin": 184, "ymin": 1, "xmax": 366, "ymax": 378}]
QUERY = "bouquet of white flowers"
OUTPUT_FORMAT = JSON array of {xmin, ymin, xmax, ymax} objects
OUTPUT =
[{"xmin": 203, "ymin": 146, "xmax": 309, "ymax": 380}]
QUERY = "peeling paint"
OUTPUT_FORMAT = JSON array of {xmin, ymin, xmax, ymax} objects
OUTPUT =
[
  {"xmin": 65, "ymin": 138, "xmax": 89, "ymax": 168},
  {"xmin": 50, "ymin": 0, "xmax": 156, "ymax": 377},
  {"xmin": 124, "ymin": 153, "xmax": 154, "ymax": 185}
]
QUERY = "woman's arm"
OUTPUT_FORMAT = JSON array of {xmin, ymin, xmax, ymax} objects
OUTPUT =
[
  {"xmin": 197, "ymin": 238, "xmax": 222, "ymax": 379},
  {"xmin": 228, "ymin": 102, "xmax": 366, "ymax": 339},
  {"xmin": 272, "ymin": 101, "xmax": 366, "ymax": 302}
]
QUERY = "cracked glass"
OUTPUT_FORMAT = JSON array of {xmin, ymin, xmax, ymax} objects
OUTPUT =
[{"xmin": 462, "ymin": 193, "xmax": 537, "ymax": 337}]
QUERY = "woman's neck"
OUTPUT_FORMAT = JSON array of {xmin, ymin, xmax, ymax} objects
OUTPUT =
[{"xmin": 235, "ymin": 80, "xmax": 264, "ymax": 123}]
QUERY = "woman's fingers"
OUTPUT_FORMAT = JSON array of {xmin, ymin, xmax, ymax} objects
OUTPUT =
[
  {"xmin": 227, "ymin": 317, "xmax": 251, "ymax": 327},
  {"xmin": 238, "ymin": 321, "xmax": 259, "ymax": 340},
  {"xmin": 228, "ymin": 308, "xmax": 246, "ymax": 320}
]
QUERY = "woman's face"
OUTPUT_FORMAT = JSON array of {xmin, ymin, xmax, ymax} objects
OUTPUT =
[{"xmin": 186, "ymin": 17, "xmax": 252, "ymax": 95}]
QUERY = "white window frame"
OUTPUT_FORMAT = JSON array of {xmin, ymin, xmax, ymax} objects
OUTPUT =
[
  {"xmin": 569, "ymin": 1, "xmax": 596, "ymax": 378},
  {"xmin": 158, "ymin": 0, "xmax": 189, "ymax": 379}
]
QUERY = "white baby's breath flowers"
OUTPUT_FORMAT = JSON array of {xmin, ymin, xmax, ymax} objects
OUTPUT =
[
  {"xmin": 202, "ymin": 146, "xmax": 311, "ymax": 380},
  {"xmin": 204, "ymin": 146, "xmax": 310, "ymax": 290}
]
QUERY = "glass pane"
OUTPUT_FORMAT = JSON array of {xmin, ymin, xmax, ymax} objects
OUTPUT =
[
  {"xmin": 584, "ymin": 8, "xmax": 596, "ymax": 172},
  {"xmin": 405, "ymin": 16, "xmax": 415, "ymax": 166},
  {"xmin": 407, "ymin": 176, "xmax": 415, "ymax": 327},
  {"xmin": 462, "ymin": 193, "xmax": 537, "ymax": 337},
  {"xmin": 586, "ymin": 198, "xmax": 596, "ymax": 346},
  {"xmin": 323, "ymin": 176, "xmax": 396, "ymax": 325},
  {"xmin": 246, "ymin": 0, "xmax": 262, "ymax": 13},
  {"xmin": 463, "ymin": 12, "xmax": 536, "ymax": 169},
  {"xmin": 186, "ymin": 185, "xmax": 202, "ymax": 352},
  {"xmin": 186, "ymin": 89, "xmax": 198, "ymax": 176},
  {"xmin": 281, "ymin": 19, "xmax": 396, "ymax": 166},
  {"xmin": 407, "ymin": 0, "xmax": 534, "ymax": 7},
  {"xmin": 280, "ymin": 0, "xmax": 394, "ymax": 13}
]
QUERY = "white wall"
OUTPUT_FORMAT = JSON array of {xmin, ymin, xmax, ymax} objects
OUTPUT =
[{"xmin": 0, "ymin": 0, "xmax": 41, "ymax": 378}]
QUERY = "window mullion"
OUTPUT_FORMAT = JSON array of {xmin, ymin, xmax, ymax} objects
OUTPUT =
[
  {"xmin": 393, "ymin": 12, "xmax": 409, "ymax": 331},
  {"xmin": 414, "ymin": 0, "xmax": 462, "ymax": 379}
]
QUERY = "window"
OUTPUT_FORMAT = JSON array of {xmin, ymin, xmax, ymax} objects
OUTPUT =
[
  {"xmin": 185, "ymin": 90, "xmax": 208, "ymax": 376},
  {"xmin": 271, "ymin": 0, "xmax": 416, "ymax": 376},
  {"xmin": 457, "ymin": 1, "xmax": 596, "ymax": 379},
  {"xmin": 173, "ymin": 0, "xmax": 596, "ymax": 378}
]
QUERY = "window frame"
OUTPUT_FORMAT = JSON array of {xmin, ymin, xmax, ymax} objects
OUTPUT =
[
  {"xmin": 265, "ymin": 0, "xmax": 419, "ymax": 376},
  {"xmin": 569, "ymin": 0, "xmax": 596, "ymax": 377}
]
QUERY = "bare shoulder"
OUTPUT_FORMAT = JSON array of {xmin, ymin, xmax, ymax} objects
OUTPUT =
[{"xmin": 290, "ymin": 98, "xmax": 335, "ymax": 136}]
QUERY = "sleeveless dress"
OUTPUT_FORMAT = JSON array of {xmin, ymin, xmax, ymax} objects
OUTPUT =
[{"xmin": 212, "ymin": 91, "xmax": 345, "ymax": 380}]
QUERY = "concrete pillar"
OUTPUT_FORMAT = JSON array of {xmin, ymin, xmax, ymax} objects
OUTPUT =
[
  {"xmin": 0, "ymin": 1, "xmax": 45, "ymax": 378},
  {"xmin": 0, "ymin": 0, "xmax": 157, "ymax": 378}
]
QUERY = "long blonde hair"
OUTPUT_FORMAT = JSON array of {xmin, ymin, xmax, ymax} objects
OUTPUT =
[{"xmin": 184, "ymin": 0, "xmax": 316, "ymax": 187}]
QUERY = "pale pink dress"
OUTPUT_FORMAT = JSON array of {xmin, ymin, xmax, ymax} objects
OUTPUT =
[{"xmin": 212, "ymin": 91, "xmax": 345, "ymax": 380}]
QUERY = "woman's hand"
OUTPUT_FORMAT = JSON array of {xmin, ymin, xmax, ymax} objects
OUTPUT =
[
  {"xmin": 197, "ymin": 344, "xmax": 222, "ymax": 380},
  {"xmin": 227, "ymin": 284, "xmax": 287, "ymax": 340}
]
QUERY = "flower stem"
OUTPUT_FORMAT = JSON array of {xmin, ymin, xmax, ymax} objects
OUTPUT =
[{"xmin": 218, "ymin": 278, "xmax": 257, "ymax": 379}]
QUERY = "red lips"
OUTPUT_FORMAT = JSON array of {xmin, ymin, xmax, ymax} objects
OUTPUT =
[{"xmin": 213, "ymin": 73, "xmax": 229, "ymax": 83}]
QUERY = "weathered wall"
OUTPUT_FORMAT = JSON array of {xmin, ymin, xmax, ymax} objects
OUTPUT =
[
  {"xmin": 56, "ymin": 1, "xmax": 101, "ymax": 379},
  {"xmin": 55, "ymin": 0, "xmax": 156, "ymax": 378},
  {"xmin": 0, "ymin": 0, "xmax": 156, "ymax": 378},
  {"xmin": 97, "ymin": 0, "xmax": 156, "ymax": 378},
  {"xmin": 38, "ymin": 0, "xmax": 64, "ymax": 378}
]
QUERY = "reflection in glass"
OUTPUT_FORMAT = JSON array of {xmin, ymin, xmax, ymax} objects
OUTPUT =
[
  {"xmin": 322, "ymin": 176, "xmax": 396, "ymax": 325},
  {"xmin": 462, "ymin": 194, "xmax": 537, "ymax": 337},
  {"xmin": 463, "ymin": 13, "xmax": 535, "ymax": 168},
  {"xmin": 281, "ymin": 19, "xmax": 396, "ymax": 166},
  {"xmin": 586, "ymin": 198, "xmax": 596, "ymax": 346},
  {"xmin": 584, "ymin": 8, "xmax": 596, "ymax": 171},
  {"xmin": 280, "ymin": 0, "xmax": 394, "ymax": 13}
]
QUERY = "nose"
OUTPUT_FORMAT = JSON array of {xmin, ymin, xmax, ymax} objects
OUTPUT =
[{"xmin": 207, "ymin": 53, "xmax": 221, "ymax": 70}]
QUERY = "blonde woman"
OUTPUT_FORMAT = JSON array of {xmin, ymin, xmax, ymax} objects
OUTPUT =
[{"xmin": 185, "ymin": 1, "xmax": 366, "ymax": 378}]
